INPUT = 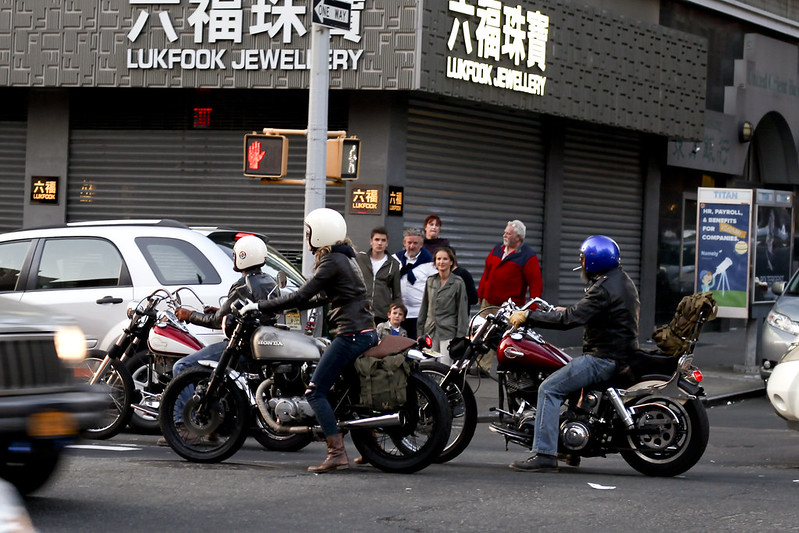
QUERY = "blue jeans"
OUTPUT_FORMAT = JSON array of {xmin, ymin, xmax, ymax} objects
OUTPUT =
[
  {"xmin": 307, "ymin": 330, "xmax": 379, "ymax": 437},
  {"xmin": 532, "ymin": 355, "xmax": 617, "ymax": 456},
  {"xmin": 172, "ymin": 341, "xmax": 226, "ymax": 424}
]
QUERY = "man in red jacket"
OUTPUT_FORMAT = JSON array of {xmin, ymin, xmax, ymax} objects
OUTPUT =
[{"xmin": 475, "ymin": 220, "xmax": 543, "ymax": 373}]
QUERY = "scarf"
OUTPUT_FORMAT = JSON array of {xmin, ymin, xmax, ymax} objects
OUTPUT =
[{"xmin": 396, "ymin": 248, "xmax": 432, "ymax": 285}]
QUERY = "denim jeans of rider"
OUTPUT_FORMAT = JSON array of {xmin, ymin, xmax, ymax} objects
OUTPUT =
[
  {"xmin": 172, "ymin": 341, "xmax": 225, "ymax": 424},
  {"xmin": 532, "ymin": 354, "xmax": 617, "ymax": 456},
  {"xmin": 307, "ymin": 330, "xmax": 379, "ymax": 437}
]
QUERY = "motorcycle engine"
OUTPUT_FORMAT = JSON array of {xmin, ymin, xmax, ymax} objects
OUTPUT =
[
  {"xmin": 268, "ymin": 396, "xmax": 316, "ymax": 422},
  {"xmin": 559, "ymin": 418, "xmax": 592, "ymax": 451}
]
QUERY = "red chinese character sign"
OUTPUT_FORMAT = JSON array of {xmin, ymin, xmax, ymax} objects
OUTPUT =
[{"xmin": 243, "ymin": 134, "xmax": 288, "ymax": 178}]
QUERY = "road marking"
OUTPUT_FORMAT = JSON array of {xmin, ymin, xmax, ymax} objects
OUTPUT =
[{"xmin": 67, "ymin": 444, "xmax": 142, "ymax": 451}]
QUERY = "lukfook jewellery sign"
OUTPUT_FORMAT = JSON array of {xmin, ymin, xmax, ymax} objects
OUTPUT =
[
  {"xmin": 125, "ymin": 0, "xmax": 365, "ymax": 72},
  {"xmin": 445, "ymin": 0, "xmax": 549, "ymax": 96}
]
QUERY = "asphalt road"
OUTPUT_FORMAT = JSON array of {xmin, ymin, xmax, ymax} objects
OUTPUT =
[{"xmin": 23, "ymin": 396, "xmax": 799, "ymax": 532}]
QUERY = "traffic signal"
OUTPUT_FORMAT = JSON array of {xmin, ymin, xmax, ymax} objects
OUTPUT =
[
  {"xmin": 326, "ymin": 137, "xmax": 360, "ymax": 181},
  {"xmin": 243, "ymin": 134, "xmax": 289, "ymax": 178}
]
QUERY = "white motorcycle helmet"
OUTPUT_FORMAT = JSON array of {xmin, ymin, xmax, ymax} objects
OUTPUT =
[
  {"xmin": 305, "ymin": 208, "xmax": 347, "ymax": 249},
  {"xmin": 233, "ymin": 235, "xmax": 268, "ymax": 272}
]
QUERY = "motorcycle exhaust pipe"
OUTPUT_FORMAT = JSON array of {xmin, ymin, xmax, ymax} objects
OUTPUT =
[
  {"xmin": 339, "ymin": 412, "xmax": 404, "ymax": 429},
  {"xmin": 607, "ymin": 387, "xmax": 635, "ymax": 429},
  {"xmin": 131, "ymin": 404, "xmax": 159, "ymax": 417}
]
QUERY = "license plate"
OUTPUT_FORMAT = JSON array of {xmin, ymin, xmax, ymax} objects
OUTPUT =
[
  {"xmin": 28, "ymin": 411, "xmax": 78, "ymax": 438},
  {"xmin": 285, "ymin": 312, "xmax": 302, "ymax": 331}
]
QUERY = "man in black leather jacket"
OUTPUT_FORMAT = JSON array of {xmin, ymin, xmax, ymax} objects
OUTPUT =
[
  {"xmin": 507, "ymin": 235, "xmax": 640, "ymax": 472},
  {"xmin": 157, "ymin": 235, "xmax": 277, "ymax": 445},
  {"xmin": 241, "ymin": 208, "xmax": 377, "ymax": 473}
]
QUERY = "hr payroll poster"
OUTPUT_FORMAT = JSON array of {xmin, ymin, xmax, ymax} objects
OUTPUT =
[{"xmin": 696, "ymin": 188, "xmax": 753, "ymax": 318}]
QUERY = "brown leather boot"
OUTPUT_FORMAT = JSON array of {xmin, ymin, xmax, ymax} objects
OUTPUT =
[{"xmin": 308, "ymin": 433, "xmax": 349, "ymax": 473}]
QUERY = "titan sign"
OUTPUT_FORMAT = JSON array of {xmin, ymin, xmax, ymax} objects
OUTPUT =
[
  {"xmin": 125, "ymin": 0, "xmax": 365, "ymax": 72},
  {"xmin": 445, "ymin": 0, "xmax": 549, "ymax": 96}
]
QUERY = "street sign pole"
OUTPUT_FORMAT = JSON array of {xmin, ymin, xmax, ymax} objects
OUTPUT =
[{"xmin": 303, "ymin": 23, "xmax": 330, "ymax": 277}]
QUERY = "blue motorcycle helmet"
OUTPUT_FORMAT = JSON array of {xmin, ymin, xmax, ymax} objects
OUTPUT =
[{"xmin": 579, "ymin": 235, "xmax": 620, "ymax": 273}]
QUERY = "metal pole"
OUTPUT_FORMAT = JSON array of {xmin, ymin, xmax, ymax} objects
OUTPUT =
[{"xmin": 303, "ymin": 23, "xmax": 330, "ymax": 278}]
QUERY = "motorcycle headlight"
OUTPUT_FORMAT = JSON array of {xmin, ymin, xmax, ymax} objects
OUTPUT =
[
  {"xmin": 54, "ymin": 325, "xmax": 87, "ymax": 361},
  {"xmin": 767, "ymin": 310, "xmax": 799, "ymax": 336}
]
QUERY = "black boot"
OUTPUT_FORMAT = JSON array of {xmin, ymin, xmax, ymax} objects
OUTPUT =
[{"xmin": 509, "ymin": 454, "xmax": 558, "ymax": 472}]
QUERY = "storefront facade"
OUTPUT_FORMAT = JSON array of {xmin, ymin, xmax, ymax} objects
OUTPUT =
[{"xmin": 1, "ymin": 0, "xmax": 796, "ymax": 344}]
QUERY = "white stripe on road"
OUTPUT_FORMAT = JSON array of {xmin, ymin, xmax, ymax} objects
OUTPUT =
[{"xmin": 67, "ymin": 444, "xmax": 142, "ymax": 451}]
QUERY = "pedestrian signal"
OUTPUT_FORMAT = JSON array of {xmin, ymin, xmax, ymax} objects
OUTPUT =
[
  {"xmin": 244, "ymin": 134, "xmax": 288, "ymax": 178},
  {"xmin": 327, "ymin": 137, "xmax": 360, "ymax": 181}
]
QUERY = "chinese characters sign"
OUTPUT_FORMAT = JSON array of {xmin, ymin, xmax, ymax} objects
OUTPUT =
[
  {"xmin": 350, "ymin": 185, "xmax": 381, "ymax": 215},
  {"xmin": 31, "ymin": 177, "xmax": 58, "ymax": 204},
  {"xmin": 126, "ymin": 0, "xmax": 365, "ymax": 72},
  {"xmin": 445, "ymin": 0, "xmax": 549, "ymax": 96},
  {"xmin": 696, "ymin": 188, "xmax": 752, "ymax": 318},
  {"xmin": 387, "ymin": 186, "xmax": 403, "ymax": 216}
]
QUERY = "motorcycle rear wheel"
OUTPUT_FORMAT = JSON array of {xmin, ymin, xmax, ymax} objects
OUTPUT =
[
  {"xmin": 620, "ymin": 392, "xmax": 709, "ymax": 477},
  {"xmin": 159, "ymin": 367, "xmax": 250, "ymax": 463},
  {"xmin": 351, "ymin": 371, "xmax": 451, "ymax": 474},
  {"xmin": 79, "ymin": 357, "xmax": 135, "ymax": 440},
  {"xmin": 420, "ymin": 360, "xmax": 478, "ymax": 463}
]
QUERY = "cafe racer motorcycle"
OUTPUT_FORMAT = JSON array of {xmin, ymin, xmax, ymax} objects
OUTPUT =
[
  {"xmin": 158, "ymin": 302, "xmax": 452, "ymax": 473},
  {"xmin": 422, "ymin": 297, "xmax": 711, "ymax": 476}
]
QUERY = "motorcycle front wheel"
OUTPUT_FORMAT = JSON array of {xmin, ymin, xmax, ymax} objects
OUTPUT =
[
  {"xmin": 350, "ymin": 371, "xmax": 451, "ymax": 474},
  {"xmin": 78, "ymin": 357, "xmax": 135, "ymax": 440},
  {"xmin": 620, "ymin": 392, "xmax": 709, "ymax": 477},
  {"xmin": 420, "ymin": 360, "xmax": 478, "ymax": 463},
  {"xmin": 159, "ymin": 367, "xmax": 250, "ymax": 463}
]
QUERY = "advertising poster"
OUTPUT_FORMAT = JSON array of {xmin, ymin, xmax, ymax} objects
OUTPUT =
[
  {"xmin": 696, "ymin": 188, "xmax": 753, "ymax": 318},
  {"xmin": 752, "ymin": 190, "xmax": 793, "ymax": 303}
]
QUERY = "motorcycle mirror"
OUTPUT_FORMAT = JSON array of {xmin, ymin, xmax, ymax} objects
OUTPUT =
[{"xmin": 276, "ymin": 270, "xmax": 287, "ymax": 289}]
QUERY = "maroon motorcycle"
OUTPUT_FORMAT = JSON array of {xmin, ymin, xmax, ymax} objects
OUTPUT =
[{"xmin": 420, "ymin": 297, "xmax": 711, "ymax": 477}]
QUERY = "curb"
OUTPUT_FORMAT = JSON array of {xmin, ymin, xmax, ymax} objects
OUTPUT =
[{"xmin": 701, "ymin": 387, "xmax": 766, "ymax": 407}]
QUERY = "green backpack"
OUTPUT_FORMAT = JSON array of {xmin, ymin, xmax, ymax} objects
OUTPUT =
[
  {"xmin": 353, "ymin": 336, "xmax": 414, "ymax": 411},
  {"xmin": 652, "ymin": 292, "xmax": 718, "ymax": 356}
]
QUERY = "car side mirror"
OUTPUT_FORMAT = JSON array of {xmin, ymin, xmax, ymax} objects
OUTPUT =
[
  {"xmin": 772, "ymin": 281, "xmax": 786, "ymax": 296},
  {"xmin": 276, "ymin": 270, "xmax": 287, "ymax": 289}
]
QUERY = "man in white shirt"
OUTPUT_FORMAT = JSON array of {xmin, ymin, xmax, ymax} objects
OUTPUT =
[{"xmin": 392, "ymin": 227, "xmax": 437, "ymax": 339}]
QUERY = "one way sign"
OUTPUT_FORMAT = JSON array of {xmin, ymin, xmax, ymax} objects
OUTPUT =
[{"xmin": 312, "ymin": 0, "xmax": 351, "ymax": 30}]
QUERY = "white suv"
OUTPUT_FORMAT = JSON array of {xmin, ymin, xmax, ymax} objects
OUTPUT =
[{"xmin": 0, "ymin": 220, "xmax": 245, "ymax": 355}]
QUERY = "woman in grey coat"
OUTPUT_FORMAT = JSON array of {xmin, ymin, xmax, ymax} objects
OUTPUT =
[{"xmin": 418, "ymin": 246, "xmax": 469, "ymax": 365}]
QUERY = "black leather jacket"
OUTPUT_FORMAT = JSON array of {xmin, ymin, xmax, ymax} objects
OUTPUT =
[
  {"xmin": 188, "ymin": 269, "xmax": 278, "ymax": 329},
  {"xmin": 525, "ymin": 266, "xmax": 640, "ymax": 361},
  {"xmin": 257, "ymin": 244, "xmax": 375, "ymax": 337}
]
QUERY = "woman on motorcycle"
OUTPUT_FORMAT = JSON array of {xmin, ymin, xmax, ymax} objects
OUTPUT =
[{"xmin": 241, "ymin": 208, "xmax": 377, "ymax": 473}]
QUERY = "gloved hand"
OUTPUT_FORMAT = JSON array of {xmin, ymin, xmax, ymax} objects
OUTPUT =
[
  {"xmin": 238, "ymin": 301, "xmax": 260, "ymax": 315},
  {"xmin": 508, "ymin": 310, "xmax": 529, "ymax": 328},
  {"xmin": 175, "ymin": 308, "xmax": 193, "ymax": 322}
]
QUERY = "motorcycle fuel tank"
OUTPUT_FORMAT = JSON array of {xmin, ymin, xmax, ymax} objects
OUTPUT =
[
  {"xmin": 251, "ymin": 326, "xmax": 324, "ymax": 361},
  {"xmin": 497, "ymin": 330, "xmax": 571, "ymax": 370}
]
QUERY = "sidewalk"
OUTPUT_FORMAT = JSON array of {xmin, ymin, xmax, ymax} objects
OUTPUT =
[{"xmin": 469, "ymin": 326, "xmax": 765, "ymax": 420}]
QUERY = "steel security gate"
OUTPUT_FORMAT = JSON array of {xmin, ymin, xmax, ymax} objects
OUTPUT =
[
  {"xmin": 404, "ymin": 98, "xmax": 546, "ymax": 283},
  {"xmin": 558, "ymin": 125, "xmax": 644, "ymax": 303},
  {"xmin": 66, "ymin": 129, "xmax": 345, "ymax": 264},
  {"xmin": 0, "ymin": 122, "xmax": 27, "ymax": 232}
]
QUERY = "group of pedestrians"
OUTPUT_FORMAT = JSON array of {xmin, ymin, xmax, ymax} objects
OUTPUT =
[{"xmin": 355, "ymin": 215, "xmax": 543, "ymax": 368}]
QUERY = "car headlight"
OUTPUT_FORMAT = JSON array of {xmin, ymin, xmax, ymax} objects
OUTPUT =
[
  {"xmin": 766, "ymin": 310, "xmax": 799, "ymax": 336},
  {"xmin": 55, "ymin": 325, "xmax": 87, "ymax": 361}
]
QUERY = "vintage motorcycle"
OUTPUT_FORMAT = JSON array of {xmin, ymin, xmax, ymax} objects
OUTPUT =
[
  {"xmin": 422, "ymin": 297, "xmax": 711, "ymax": 477},
  {"xmin": 78, "ymin": 287, "xmax": 206, "ymax": 439},
  {"xmin": 158, "ymin": 301, "xmax": 452, "ymax": 473}
]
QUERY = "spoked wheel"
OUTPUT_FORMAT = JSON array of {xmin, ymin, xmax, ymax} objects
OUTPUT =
[
  {"xmin": 77, "ymin": 357, "xmax": 135, "ymax": 440},
  {"xmin": 351, "ymin": 371, "xmax": 451, "ymax": 474},
  {"xmin": 620, "ymin": 392, "xmax": 709, "ymax": 477},
  {"xmin": 159, "ymin": 367, "xmax": 249, "ymax": 463},
  {"xmin": 126, "ymin": 352, "xmax": 162, "ymax": 433},
  {"xmin": 420, "ymin": 360, "xmax": 478, "ymax": 463}
]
